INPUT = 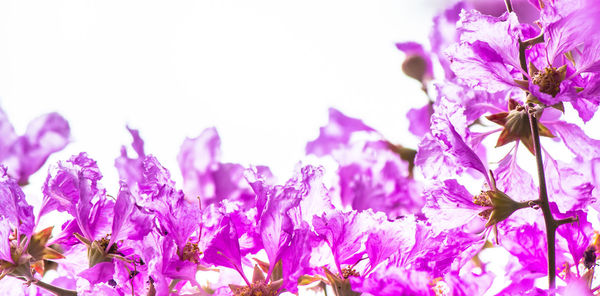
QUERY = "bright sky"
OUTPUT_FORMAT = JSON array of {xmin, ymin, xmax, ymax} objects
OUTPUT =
[{"xmin": 0, "ymin": 0, "xmax": 443, "ymax": 193}]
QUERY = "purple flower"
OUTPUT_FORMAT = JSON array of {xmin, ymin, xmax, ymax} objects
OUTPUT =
[
  {"xmin": 415, "ymin": 96, "xmax": 490, "ymax": 183},
  {"xmin": 364, "ymin": 215, "xmax": 416, "ymax": 274},
  {"xmin": 202, "ymin": 214, "xmax": 248, "ymax": 283},
  {"xmin": 335, "ymin": 142, "xmax": 423, "ymax": 217},
  {"xmin": 41, "ymin": 153, "xmax": 108, "ymax": 241},
  {"xmin": 278, "ymin": 224, "xmax": 320, "ymax": 293},
  {"xmin": 543, "ymin": 154, "xmax": 596, "ymax": 213},
  {"xmin": 447, "ymin": 6, "xmax": 600, "ymax": 121},
  {"xmin": 308, "ymin": 109, "xmax": 422, "ymax": 216},
  {"xmin": 141, "ymin": 232, "xmax": 199, "ymax": 295},
  {"xmin": 447, "ymin": 10, "xmax": 523, "ymax": 93},
  {"xmin": 42, "ymin": 153, "xmax": 153, "ymax": 290},
  {"xmin": 140, "ymin": 156, "xmax": 202, "ymax": 253},
  {"xmin": 349, "ymin": 264, "xmax": 434, "ymax": 296},
  {"xmin": 501, "ymin": 223, "xmax": 549, "ymax": 277},
  {"xmin": 306, "ymin": 108, "xmax": 376, "ymax": 157},
  {"xmin": 551, "ymin": 204, "xmax": 593, "ymax": 268},
  {"xmin": 422, "ymin": 179, "xmax": 486, "ymax": 232},
  {"xmin": 0, "ymin": 218, "xmax": 14, "ymax": 264},
  {"xmin": 399, "ymin": 220, "xmax": 485, "ymax": 277},
  {"xmin": 178, "ymin": 127, "xmax": 255, "ymax": 207},
  {"xmin": 115, "ymin": 126, "xmax": 146, "ymax": 190},
  {"xmin": 406, "ymin": 103, "xmax": 433, "ymax": 138},
  {"xmin": 493, "ymin": 143, "xmax": 538, "ymax": 204},
  {"xmin": 136, "ymin": 155, "xmax": 184, "ymax": 212},
  {"xmin": 131, "ymin": 155, "xmax": 206, "ymax": 292},
  {"xmin": 312, "ymin": 210, "xmax": 369, "ymax": 275},
  {"xmin": 108, "ymin": 181, "xmax": 152, "ymax": 249},
  {"xmin": 0, "ymin": 166, "xmax": 34, "ymax": 237},
  {"xmin": 0, "ymin": 108, "xmax": 70, "ymax": 185}
]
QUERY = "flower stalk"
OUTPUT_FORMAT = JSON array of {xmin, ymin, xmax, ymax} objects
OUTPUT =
[
  {"xmin": 527, "ymin": 109, "xmax": 558, "ymax": 292},
  {"xmin": 31, "ymin": 280, "xmax": 77, "ymax": 296},
  {"xmin": 503, "ymin": 0, "xmax": 577, "ymax": 292}
]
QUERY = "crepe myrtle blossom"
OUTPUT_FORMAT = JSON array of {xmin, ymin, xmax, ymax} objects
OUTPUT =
[
  {"xmin": 395, "ymin": 1, "xmax": 511, "ymax": 139},
  {"xmin": 447, "ymin": 3, "xmax": 600, "ymax": 121},
  {"xmin": 312, "ymin": 210, "xmax": 417, "ymax": 295},
  {"xmin": 41, "ymin": 153, "xmax": 153, "ymax": 294},
  {"xmin": 133, "ymin": 155, "xmax": 213, "ymax": 295},
  {"xmin": 417, "ymin": 102, "xmax": 536, "ymax": 239},
  {"xmin": 0, "ymin": 166, "xmax": 71, "ymax": 294},
  {"xmin": 311, "ymin": 208, "xmax": 492, "ymax": 295},
  {"xmin": 426, "ymin": 79, "xmax": 598, "ymax": 215},
  {"xmin": 115, "ymin": 126, "xmax": 146, "ymax": 191},
  {"xmin": 307, "ymin": 108, "xmax": 423, "ymax": 217},
  {"xmin": 117, "ymin": 126, "xmax": 261, "ymax": 207},
  {"xmin": 0, "ymin": 107, "xmax": 70, "ymax": 185},
  {"xmin": 203, "ymin": 165, "xmax": 333, "ymax": 295},
  {"xmin": 178, "ymin": 127, "xmax": 262, "ymax": 207},
  {"xmin": 4, "ymin": 0, "xmax": 600, "ymax": 295},
  {"xmin": 346, "ymin": 216, "xmax": 492, "ymax": 295},
  {"xmin": 495, "ymin": 204, "xmax": 595, "ymax": 294}
]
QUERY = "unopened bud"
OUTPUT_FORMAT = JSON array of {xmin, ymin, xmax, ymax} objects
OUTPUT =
[{"xmin": 402, "ymin": 55, "xmax": 429, "ymax": 83}]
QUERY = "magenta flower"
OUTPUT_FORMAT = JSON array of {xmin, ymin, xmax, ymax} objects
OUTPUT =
[
  {"xmin": 115, "ymin": 126, "xmax": 146, "ymax": 190},
  {"xmin": 178, "ymin": 127, "xmax": 256, "ymax": 207},
  {"xmin": 348, "ymin": 264, "xmax": 434, "ymax": 296},
  {"xmin": 42, "ymin": 153, "xmax": 152, "ymax": 290},
  {"xmin": 308, "ymin": 108, "xmax": 423, "ymax": 217},
  {"xmin": 306, "ymin": 108, "xmax": 376, "ymax": 157},
  {"xmin": 0, "ymin": 107, "xmax": 70, "ymax": 185},
  {"xmin": 447, "ymin": 5, "xmax": 600, "ymax": 121},
  {"xmin": 41, "ymin": 153, "xmax": 108, "ymax": 241},
  {"xmin": 0, "ymin": 166, "xmax": 34, "ymax": 237}
]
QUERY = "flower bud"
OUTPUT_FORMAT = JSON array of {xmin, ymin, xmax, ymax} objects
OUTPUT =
[{"xmin": 402, "ymin": 55, "xmax": 429, "ymax": 83}]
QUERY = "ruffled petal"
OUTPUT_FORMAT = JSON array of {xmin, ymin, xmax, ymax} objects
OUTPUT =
[
  {"xmin": 115, "ymin": 127, "xmax": 146, "ymax": 189},
  {"xmin": 0, "ymin": 166, "xmax": 34, "ymax": 236},
  {"xmin": 4, "ymin": 112, "xmax": 70, "ymax": 184},
  {"xmin": 306, "ymin": 108, "xmax": 377, "ymax": 156}
]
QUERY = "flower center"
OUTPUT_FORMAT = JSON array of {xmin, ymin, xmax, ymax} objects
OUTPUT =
[
  {"xmin": 234, "ymin": 281, "xmax": 277, "ymax": 296},
  {"xmin": 98, "ymin": 234, "xmax": 118, "ymax": 254},
  {"xmin": 531, "ymin": 66, "xmax": 562, "ymax": 97},
  {"xmin": 341, "ymin": 267, "xmax": 360, "ymax": 279},
  {"xmin": 430, "ymin": 277, "xmax": 450, "ymax": 296},
  {"xmin": 473, "ymin": 191, "xmax": 493, "ymax": 220},
  {"xmin": 181, "ymin": 242, "xmax": 201, "ymax": 264}
]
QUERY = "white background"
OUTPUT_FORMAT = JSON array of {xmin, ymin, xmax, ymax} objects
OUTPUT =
[{"xmin": 0, "ymin": 0, "xmax": 448, "ymax": 193}]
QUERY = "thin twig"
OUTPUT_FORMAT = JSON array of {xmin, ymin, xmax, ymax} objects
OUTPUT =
[
  {"xmin": 527, "ymin": 107, "xmax": 557, "ymax": 293},
  {"xmin": 504, "ymin": 0, "xmax": 514, "ymax": 12},
  {"xmin": 32, "ymin": 280, "xmax": 78, "ymax": 296}
]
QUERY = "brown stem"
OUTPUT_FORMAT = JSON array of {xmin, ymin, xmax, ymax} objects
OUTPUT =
[
  {"xmin": 504, "ymin": 0, "xmax": 514, "ymax": 12},
  {"xmin": 32, "ymin": 280, "xmax": 77, "ymax": 296},
  {"xmin": 506, "ymin": 1, "xmax": 576, "ymax": 294},
  {"xmin": 555, "ymin": 216, "xmax": 578, "ymax": 228},
  {"xmin": 527, "ymin": 108, "xmax": 557, "ymax": 293},
  {"xmin": 518, "ymin": 41, "xmax": 529, "ymax": 78}
]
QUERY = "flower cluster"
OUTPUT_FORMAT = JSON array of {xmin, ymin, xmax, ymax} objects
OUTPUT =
[{"xmin": 2, "ymin": 0, "xmax": 600, "ymax": 295}]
